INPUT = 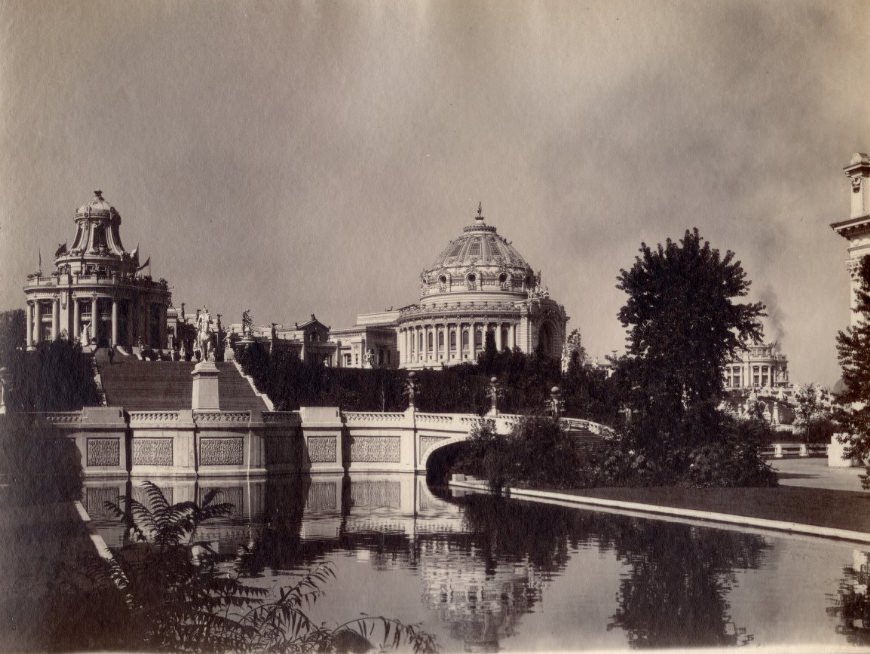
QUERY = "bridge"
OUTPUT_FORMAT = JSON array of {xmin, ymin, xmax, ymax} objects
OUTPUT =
[
  {"xmin": 22, "ymin": 354, "xmax": 613, "ymax": 478},
  {"xmin": 34, "ymin": 405, "xmax": 613, "ymax": 478}
]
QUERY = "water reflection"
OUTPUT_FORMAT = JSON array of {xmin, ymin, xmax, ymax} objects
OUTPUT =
[
  {"xmin": 83, "ymin": 475, "xmax": 851, "ymax": 651},
  {"xmin": 829, "ymin": 551, "xmax": 870, "ymax": 645}
]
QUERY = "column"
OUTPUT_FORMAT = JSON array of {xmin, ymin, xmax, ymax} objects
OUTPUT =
[
  {"xmin": 434, "ymin": 323, "xmax": 440, "ymax": 361},
  {"xmin": 470, "ymin": 322, "xmax": 477, "ymax": 356},
  {"xmin": 72, "ymin": 297, "xmax": 80, "ymax": 340},
  {"xmin": 52, "ymin": 298, "xmax": 60, "ymax": 340},
  {"xmin": 25, "ymin": 302, "xmax": 33, "ymax": 349},
  {"xmin": 495, "ymin": 321, "xmax": 503, "ymax": 352},
  {"xmin": 112, "ymin": 299, "xmax": 119, "ymax": 346},
  {"xmin": 33, "ymin": 301, "xmax": 42, "ymax": 345},
  {"xmin": 126, "ymin": 301, "xmax": 134, "ymax": 346},
  {"xmin": 91, "ymin": 296, "xmax": 98, "ymax": 345},
  {"xmin": 513, "ymin": 323, "xmax": 518, "ymax": 349}
]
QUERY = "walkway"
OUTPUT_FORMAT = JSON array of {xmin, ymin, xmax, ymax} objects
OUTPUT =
[{"xmin": 770, "ymin": 457, "xmax": 867, "ymax": 493}]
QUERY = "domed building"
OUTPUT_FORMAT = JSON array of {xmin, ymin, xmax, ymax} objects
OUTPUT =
[
  {"xmin": 333, "ymin": 206, "xmax": 569, "ymax": 369},
  {"xmin": 23, "ymin": 190, "xmax": 172, "ymax": 350}
]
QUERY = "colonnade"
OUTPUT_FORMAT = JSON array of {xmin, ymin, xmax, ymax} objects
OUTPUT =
[
  {"xmin": 24, "ymin": 294, "xmax": 166, "ymax": 350},
  {"xmin": 398, "ymin": 320, "xmax": 518, "ymax": 365},
  {"xmin": 725, "ymin": 362, "xmax": 782, "ymax": 389}
]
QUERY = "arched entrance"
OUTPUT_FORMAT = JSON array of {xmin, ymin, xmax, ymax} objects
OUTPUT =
[
  {"xmin": 424, "ymin": 440, "xmax": 472, "ymax": 485},
  {"xmin": 537, "ymin": 321, "xmax": 556, "ymax": 358}
]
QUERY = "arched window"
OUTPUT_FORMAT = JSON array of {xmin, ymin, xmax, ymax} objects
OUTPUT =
[
  {"xmin": 450, "ymin": 331, "xmax": 457, "ymax": 349},
  {"xmin": 418, "ymin": 332, "xmax": 423, "ymax": 351},
  {"xmin": 475, "ymin": 329, "xmax": 483, "ymax": 349},
  {"xmin": 461, "ymin": 330, "xmax": 469, "ymax": 349},
  {"xmin": 427, "ymin": 331, "xmax": 433, "ymax": 350},
  {"xmin": 501, "ymin": 326, "xmax": 510, "ymax": 349},
  {"xmin": 438, "ymin": 331, "xmax": 444, "ymax": 348}
]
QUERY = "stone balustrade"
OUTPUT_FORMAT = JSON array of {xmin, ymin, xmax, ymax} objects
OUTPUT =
[{"xmin": 26, "ymin": 405, "xmax": 612, "ymax": 478}]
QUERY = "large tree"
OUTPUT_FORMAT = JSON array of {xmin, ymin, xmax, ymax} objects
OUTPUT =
[
  {"xmin": 616, "ymin": 229, "xmax": 765, "ymax": 449},
  {"xmin": 835, "ymin": 255, "xmax": 870, "ymax": 486}
]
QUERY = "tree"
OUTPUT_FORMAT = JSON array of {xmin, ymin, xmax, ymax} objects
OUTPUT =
[
  {"xmin": 836, "ymin": 255, "xmax": 870, "ymax": 486},
  {"xmin": 616, "ymin": 229, "xmax": 765, "ymax": 454},
  {"xmin": 0, "ymin": 308, "xmax": 25, "ymax": 367}
]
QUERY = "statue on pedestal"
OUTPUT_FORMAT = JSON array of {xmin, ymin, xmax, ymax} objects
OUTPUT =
[
  {"xmin": 195, "ymin": 306, "xmax": 214, "ymax": 362},
  {"xmin": 242, "ymin": 309, "xmax": 253, "ymax": 336}
]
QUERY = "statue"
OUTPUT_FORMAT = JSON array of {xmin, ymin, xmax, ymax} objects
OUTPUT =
[
  {"xmin": 242, "ymin": 309, "xmax": 253, "ymax": 336},
  {"xmin": 561, "ymin": 329, "xmax": 586, "ymax": 373},
  {"xmin": 195, "ymin": 306, "xmax": 214, "ymax": 361},
  {"xmin": 365, "ymin": 349, "xmax": 376, "ymax": 368},
  {"xmin": 79, "ymin": 322, "xmax": 91, "ymax": 347}
]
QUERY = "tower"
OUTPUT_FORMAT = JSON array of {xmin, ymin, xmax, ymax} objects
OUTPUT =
[{"xmin": 831, "ymin": 153, "xmax": 870, "ymax": 325}]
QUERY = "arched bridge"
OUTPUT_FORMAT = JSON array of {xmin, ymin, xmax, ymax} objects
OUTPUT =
[{"xmin": 37, "ymin": 405, "xmax": 614, "ymax": 478}]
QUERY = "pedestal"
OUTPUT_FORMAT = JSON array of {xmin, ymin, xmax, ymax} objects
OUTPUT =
[{"xmin": 191, "ymin": 360, "xmax": 220, "ymax": 411}]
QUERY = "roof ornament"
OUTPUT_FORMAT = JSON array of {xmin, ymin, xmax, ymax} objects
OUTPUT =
[
  {"xmin": 94, "ymin": 190, "xmax": 103, "ymax": 200},
  {"xmin": 476, "ymin": 202, "xmax": 484, "ymax": 222}
]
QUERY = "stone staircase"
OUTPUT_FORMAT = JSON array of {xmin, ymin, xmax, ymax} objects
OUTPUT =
[{"xmin": 96, "ymin": 356, "xmax": 268, "ymax": 411}]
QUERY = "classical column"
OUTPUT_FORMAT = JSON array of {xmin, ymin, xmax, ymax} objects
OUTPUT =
[
  {"xmin": 25, "ymin": 302, "xmax": 33, "ymax": 349},
  {"xmin": 512, "ymin": 323, "xmax": 518, "ymax": 349},
  {"xmin": 52, "ymin": 298, "xmax": 60, "ymax": 340},
  {"xmin": 434, "ymin": 323, "xmax": 440, "ymax": 361},
  {"xmin": 470, "ymin": 322, "xmax": 477, "ymax": 356},
  {"xmin": 495, "ymin": 321, "xmax": 503, "ymax": 351},
  {"xmin": 91, "ymin": 296, "xmax": 98, "ymax": 344},
  {"xmin": 33, "ymin": 301, "xmax": 42, "ymax": 345},
  {"xmin": 111, "ymin": 299, "xmax": 119, "ymax": 346},
  {"xmin": 72, "ymin": 297, "xmax": 80, "ymax": 340}
]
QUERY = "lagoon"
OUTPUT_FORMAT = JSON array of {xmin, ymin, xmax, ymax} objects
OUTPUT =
[{"xmin": 84, "ymin": 474, "xmax": 868, "ymax": 651}]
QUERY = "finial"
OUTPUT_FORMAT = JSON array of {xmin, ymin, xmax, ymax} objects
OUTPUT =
[
  {"xmin": 94, "ymin": 190, "xmax": 103, "ymax": 199},
  {"xmin": 475, "ymin": 201, "xmax": 485, "ymax": 222}
]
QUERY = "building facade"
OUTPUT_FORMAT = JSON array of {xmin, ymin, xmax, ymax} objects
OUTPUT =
[
  {"xmin": 832, "ymin": 152, "xmax": 870, "ymax": 325},
  {"xmin": 23, "ymin": 191, "xmax": 171, "ymax": 350},
  {"xmin": 338, "ymin": 206, "xmax": 569, "ymax": 369},
  {"xmin": 723, "ymin": 342, "xmax": 790, "ymax": 390}
]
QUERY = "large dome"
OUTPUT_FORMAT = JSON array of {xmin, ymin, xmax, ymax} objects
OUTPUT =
[{"xmin": 419, "ymin": 207, "xmax": 538, "ymax": 304}]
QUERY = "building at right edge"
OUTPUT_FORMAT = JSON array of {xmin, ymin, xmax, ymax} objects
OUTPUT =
[{"xmin": 831, "ymin": 152, "xmax": 870, "ymax": 324}]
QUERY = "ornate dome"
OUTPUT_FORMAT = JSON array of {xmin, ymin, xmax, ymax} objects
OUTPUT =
[
  {"xmin": 419, "ymin": 206, "xmax": 538, "ymax": 303},
  {"xmin": 76, "ymin": 189, "xmax": 119, "ymax": 221}
]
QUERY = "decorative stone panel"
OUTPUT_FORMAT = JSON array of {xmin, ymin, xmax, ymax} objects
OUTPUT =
[
  {"xmin": 350, "ymin": 480, "xmax": 401, "ymax": 508},
  {"xmin": 200, "ymin": 437, "xmax": 244, "ymax": 466},
  {"xmin": 306, "ymin": 481, "xmax": 337, "ymax": 511},
  {"xmin": 132, "ymin": 438, "xmax": 173, "ymax": 466},
  {"xmin": 419, "ymin": 436, "xmax": 450, "ymax": 462},
  {"xmin": 308, "ymin": 436, "xmax": 337, "ymax": 463},
  {"xmin": 86, "ymin": 438, "xmax": 120, "ymax": 467},
  {"xmin": 350, "ymin": 436, "xmax": 401, "ymax": 463}
]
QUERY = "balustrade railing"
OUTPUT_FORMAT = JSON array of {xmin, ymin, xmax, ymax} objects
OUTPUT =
[
  {"xmin": 262, "ymin": 411, "xmax": 300, "ymax": 424},
  {"xmin": 40, "ymin": 411, "xmax": 83, "ymax": 424},
  {"xmin": 343, "ymin": 411, "xmax": 406, "ymax": 424},
  {"xmin": 129, "ymin": 411, "xmax": 180, "ymax": 425},
  {"xmin": 194, "ymin": 411, "xmax": 251, "ymax": 424}
]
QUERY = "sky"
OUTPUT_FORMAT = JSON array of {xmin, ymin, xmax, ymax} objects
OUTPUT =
[{"xmin": 1, "ymin": 0, "xmax": 868, "ymax": 386}]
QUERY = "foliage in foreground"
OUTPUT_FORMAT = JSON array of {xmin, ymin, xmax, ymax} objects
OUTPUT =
[{"xmin": 99, "ymin": 481, "xmax": 438, "ymax": 653}]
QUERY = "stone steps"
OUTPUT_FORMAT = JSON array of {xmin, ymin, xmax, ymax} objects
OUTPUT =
[{"xmin": 96, "ymin": 359, "xmax": 268, "ymax": 411}]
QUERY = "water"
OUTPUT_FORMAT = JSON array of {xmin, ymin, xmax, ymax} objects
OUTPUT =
[{"xmin": 83, "ymin": 474, "xmax": 870, "ymax": 651}]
